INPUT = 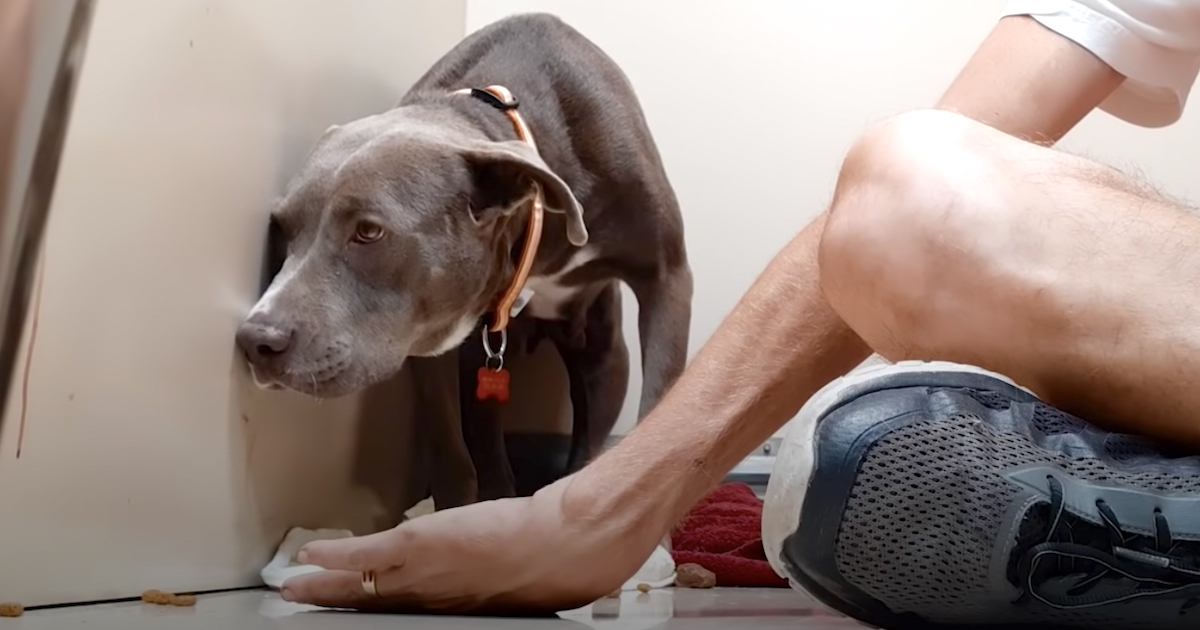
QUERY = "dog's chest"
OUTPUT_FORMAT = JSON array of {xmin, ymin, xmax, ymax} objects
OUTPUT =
[{"xmin": 523, "ymin": 247, "xmax": 599, "ymax": 320}]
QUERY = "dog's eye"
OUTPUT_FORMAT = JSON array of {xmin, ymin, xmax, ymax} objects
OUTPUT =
[{"xmin": 351, "ymin": 221, "xmax": 385, "ymax": 245}]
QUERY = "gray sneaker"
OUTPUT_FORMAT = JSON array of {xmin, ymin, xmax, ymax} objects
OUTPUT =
[{"xmin": 762, "ymin": 361, "xmax": 1200, "ymax": 629}]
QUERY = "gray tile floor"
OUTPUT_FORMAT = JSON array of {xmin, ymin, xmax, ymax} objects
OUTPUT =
[{"xmin": 7, "ymin": 588, "xmax": 867, "ymax": 629}]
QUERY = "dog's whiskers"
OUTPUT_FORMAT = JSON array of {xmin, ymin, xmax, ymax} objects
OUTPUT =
[{"xmin": 310, "ymin": 373, "xmax": 323, "ymax": 404}]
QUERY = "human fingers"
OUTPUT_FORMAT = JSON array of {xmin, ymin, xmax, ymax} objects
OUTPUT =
[
  {"xmin": 279, "ymin": 568, "xmax": 431, "ymax": 612},
  {"xmin": 280, "ymin": 566, "xmax": 473, "ymax": 613},
  {"xmin": 280, "ymin": 567, "xmax": 569, "ymax": 616},
  {"xmin": 297, "ymin": 526, "xmax": 410, "ymax": 573},
  {"xmin": 280, "ymin": 569, "xmax": 373, "ymax": 608}
]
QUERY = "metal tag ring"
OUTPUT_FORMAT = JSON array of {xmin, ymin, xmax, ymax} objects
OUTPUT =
[{"xmin": 481, "ymin": 326, "xmax": 507, "ymax": 359}]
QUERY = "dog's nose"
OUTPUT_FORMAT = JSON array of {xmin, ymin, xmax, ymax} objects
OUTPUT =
[{"xmin": 236, "ymin": 320, "xmax": 295, "ymax": 363}]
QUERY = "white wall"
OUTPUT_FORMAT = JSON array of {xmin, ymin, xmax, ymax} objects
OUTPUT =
[
  {"xmin": 0, "ymin": 0, "xmax": 465, "ymax": 607},
  {"xmin": 467, "ymin": 0, "xmax": 1200, "ymax": 436}
]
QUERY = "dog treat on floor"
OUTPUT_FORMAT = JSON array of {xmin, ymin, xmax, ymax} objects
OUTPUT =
[
  {"xmin": 141, "ymin": 589, "xmax": 175, "ymax": 605},
  {"xmin": 635, "ymin": 583, "xmax": 651, "ymax": 593},
  {"xmin": 139, "ymin": 591, "xmax": 197, "ymax": 606},
  {"xmin": 675, "ymin": 563, "xmax": 717, "ymax": 589},
  {"xmin": 605, "ymin": 589, "xmax": 621, "ymax": 599},
  {"xmin": 0, "ymin": 602, "xmax": 23, "ymax": 617}
]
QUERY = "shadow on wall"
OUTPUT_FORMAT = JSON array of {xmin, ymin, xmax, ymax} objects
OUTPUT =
[{"xmin": 230, "ymin": 363, "xmax": 428, "ymax": 539}]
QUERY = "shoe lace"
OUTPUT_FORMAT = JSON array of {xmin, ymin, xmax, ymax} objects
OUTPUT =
[{"xmin": 1015, "ymin": 475, "xmax": 1200, "ymax": 611}]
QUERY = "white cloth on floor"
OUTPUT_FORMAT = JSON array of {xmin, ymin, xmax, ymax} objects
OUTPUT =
[
  {"xmin": 260, "ymin": 526, "xmax": 354, "ymax": 589},
  {"xmin": 403, "ymin": 496, "xmax": 436, "ymax": 520},
  {"xmin": 618, "ymin": 543, "xmax": 676, "ymax": 591}
]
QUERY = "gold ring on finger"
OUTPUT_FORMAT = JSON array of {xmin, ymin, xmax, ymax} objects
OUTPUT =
[{"xmin": 361, "ymin": 570, "xmax": 378, "ymax": 597}]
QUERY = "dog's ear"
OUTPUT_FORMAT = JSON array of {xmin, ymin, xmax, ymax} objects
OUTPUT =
[{"xmin": 461, "ymin": 140, "xmax": 589, "ymax": 247}]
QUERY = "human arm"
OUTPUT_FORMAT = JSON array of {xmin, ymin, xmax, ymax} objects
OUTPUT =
[
  {"xmin": 942, "ymin": 1, "xmax": 1200, "ymax": 142},
  {"xmin": 937, "ymin": 15, "xmax": 1124, "ymax": 144}
]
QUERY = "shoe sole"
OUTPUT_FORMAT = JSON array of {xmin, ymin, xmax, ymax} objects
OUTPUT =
[{"xmin": 760, "ymin": 359, "xmax": 1029, "ymax": 591}]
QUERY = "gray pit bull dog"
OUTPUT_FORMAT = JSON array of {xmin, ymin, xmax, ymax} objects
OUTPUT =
[{"xmin": 236, "ymin": 13, "xmax": 692, "ymax": 504}]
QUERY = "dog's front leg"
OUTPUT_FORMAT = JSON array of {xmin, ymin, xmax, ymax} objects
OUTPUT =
[
  {"xmin": 457, "ymin": 336, "xmax": 517, "ymax": 501},
  {"xmin": 628, "ymin": 264, "xmax": 694, "ymax": 419},
  {"xmin": 554, "ymin": 283, "xmax": 630, "ymax": 474},
  {"xmin": 409, "ymin": 352, "xmax": 478, "ymax": 510}
]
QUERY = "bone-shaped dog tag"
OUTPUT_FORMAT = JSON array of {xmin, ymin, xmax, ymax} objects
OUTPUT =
[{"xmin": 476, "ymin": 366, "xmax": 511, "ymax": 403}]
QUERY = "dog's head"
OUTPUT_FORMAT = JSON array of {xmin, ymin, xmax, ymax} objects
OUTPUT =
[{"xmin": 235, "ymin": 106, "xmax": 586, "ymax": 397}]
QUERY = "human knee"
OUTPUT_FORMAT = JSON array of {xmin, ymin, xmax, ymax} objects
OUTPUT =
[
  {"xmin": 818, "ymin": 110, "xmax": 1016, "ymax": 356},
  {"xmin": 819, "ymin": 111, "xmax": 984, "ymax": 294}
]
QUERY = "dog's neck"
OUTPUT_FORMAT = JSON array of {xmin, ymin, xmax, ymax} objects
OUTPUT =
[
  {"xmin": 429, "ymin": 92, "xmax": 525, "ymax": 145},
  {"xmin": 412, "ymin": 92, "xmax": 546, "ymax": 326}
]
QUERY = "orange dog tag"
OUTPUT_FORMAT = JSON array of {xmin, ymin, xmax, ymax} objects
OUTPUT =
[{"xmin": 476, "ymin": 366, "xmax": 511, "ymax": 403}]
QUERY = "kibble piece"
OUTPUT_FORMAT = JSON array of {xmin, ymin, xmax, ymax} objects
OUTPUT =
[
  {"xmin": 0, "ymin": 602, "xmax": 23, "ymax": 618},
  {"xmin": 604, "ymin": 589, "xmax": 621, "ymax": 599},
  {"xmin": 635, "ymin": 583, "xmax": 651, "ymax": 593},
  {"xmin": 168, "ymin": 594, "xmax": 196, "ymax": 607},
  {"xmin": 674, "ymin": 563, "xmax": 717, "ymax": 589},
  {"xmin": 141, "ymin": 590, "xmax": 174, "ymax": 605}
]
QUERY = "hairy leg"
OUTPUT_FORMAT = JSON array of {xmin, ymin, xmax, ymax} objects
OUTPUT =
[{"xmin": 821, "ymin": 108, "xmax": 1200, "ymax": 444}]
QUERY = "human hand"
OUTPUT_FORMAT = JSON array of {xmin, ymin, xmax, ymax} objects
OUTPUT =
[{"xmin": 279, "ymin": 473, "xmax": 668, "ymax": 615}]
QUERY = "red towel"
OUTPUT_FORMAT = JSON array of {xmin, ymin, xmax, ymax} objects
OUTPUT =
[{"xmin": 670, "ymin": 482, "xmax": 789, "ymax": 587}]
